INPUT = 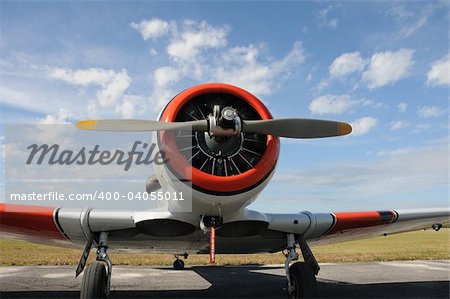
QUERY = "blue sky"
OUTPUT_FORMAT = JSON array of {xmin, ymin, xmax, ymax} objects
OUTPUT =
[{"xmin": 1, "ymin": 1, "xmax": 448, "ymax": 213}]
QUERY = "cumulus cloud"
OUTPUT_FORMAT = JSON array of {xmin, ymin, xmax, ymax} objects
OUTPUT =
[
  {"xmin": 48, "ymin": 67, "xmax": 131, "ymax": 107},
  {"xmin": 362, "ymin": 48, "xmax": 414, "ymax": 89},
  {"xmin": 130, "ymin": 18, "xmax": 170, "ymax": 40},
  {"xmin": 37, "ymin": 108, "xmax": 73, "ymax": 124},
  {"xmin": 309, "ymin": 94, "xmax": 358, "ymax": 115},
  {"xmin": 154, "ymin": 66, "xmax": 181, "ymax": 87},
  {"xmin": 167, "ymin": 20, "xmax": 229, "ymax": 61},
  {"xmin": 390, "ymin": 120, "xmax": 410, "ymax": 130},
  {"xmin": 215, "ymin": 42, "xmax": 305, "ymax": 95},
  {"xmin": 398, "ymin": 102, "xmax": 408, "ymax": 113},
  {"xmin": 329, "ymin": 52, "xmax": 366, "ymax": 78},
  {"xmin": 115, "ymin": 95, "xmax": 147, "ymax": 119},
  {"xmin": 417, "ymin": 106, "xmax": 445, "ymax": 118},
  {"xmin": 350, "ymin": 117, "xmax": 378, "ymax": 136},
  {"xmin": 427, "ymin": 55, "xmax": 450, "ymax": 86},
  {"xmin": 130, "ymin": 19, "xmax": 306, "ymax": 111}
]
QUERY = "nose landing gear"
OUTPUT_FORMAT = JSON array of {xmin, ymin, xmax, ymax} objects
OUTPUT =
[
  {"xmin": 284, "ymin": 234, "xmax": 319, "ymax": 299},
  {"xmin": 79, "ymin": 232, "xmax": 112, "ymax": 299}
]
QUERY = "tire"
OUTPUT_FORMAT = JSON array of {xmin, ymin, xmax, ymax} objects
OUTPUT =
[
  {"xmin": 288, "ymin": 262, "xmax": 317, "ymax": 299},
  {"xmin": 173, "ymin": 259, "xmax": 185, "ymax": 270},
  {"xmin": 80, "ymin": 262, "xmax": 108, "ymax": 299}
]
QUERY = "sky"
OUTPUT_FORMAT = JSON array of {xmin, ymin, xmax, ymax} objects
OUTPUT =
[{"xmin": 0, "ymin": 1, "xmax": 449, "ymax": 213}]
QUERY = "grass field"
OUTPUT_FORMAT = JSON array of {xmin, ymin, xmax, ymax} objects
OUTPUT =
[{"xmin": 0, "ymin": 229, "xmax": 448, "ymax": 266}]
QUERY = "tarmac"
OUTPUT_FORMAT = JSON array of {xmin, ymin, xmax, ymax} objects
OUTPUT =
[{"xmin": 0, "ymin": 260, "xmax": 449, "ymax": 298}]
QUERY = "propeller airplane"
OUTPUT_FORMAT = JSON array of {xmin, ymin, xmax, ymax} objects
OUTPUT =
[{"xmin": 1, "ymin": 83, "xmax": 448, "ymax": 299}]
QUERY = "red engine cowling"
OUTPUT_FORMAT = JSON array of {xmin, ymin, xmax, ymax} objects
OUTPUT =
[{"xmin": 158, "ymin": 83, "xmax": 280, "ymax": 195}]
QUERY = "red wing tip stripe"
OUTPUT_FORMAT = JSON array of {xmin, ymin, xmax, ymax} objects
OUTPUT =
[
  {"xmin": 0, "ymin": 203, "xmax": 65, "ymax": 240},
  {"xmin": 327, "ymin": 210, "xmax": 398, "ymax": 235}
]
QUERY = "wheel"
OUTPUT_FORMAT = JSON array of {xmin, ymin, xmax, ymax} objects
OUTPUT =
[
  {"xmin": 173, "ymin": 259, "xmax": 185, "ymax": 270},
  {"xmin": 287, "ymin": 262, "xmax": 317, "ymax": 299},
  {"xmin": 80, "ymin": 262, "xmax": 108, "ymax": 299}
]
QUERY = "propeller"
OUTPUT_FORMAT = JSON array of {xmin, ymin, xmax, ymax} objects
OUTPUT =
[
  {"xmin": 76, "ymin": 118, "xmax": 351, "ymax": 138},
  {"xmin": 76, "ymin": 119, "xmax": 208, "ymax": 132},
  {"xmin": 242, "ymin": 119, "xmax": 352, "ymax": 138}
]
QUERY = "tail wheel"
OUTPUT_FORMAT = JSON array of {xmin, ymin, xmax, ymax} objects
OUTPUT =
[
  {"xmin": 288, "ymin": 262, "xmax": 317, "ymax": 299},
  {"xmin": 80, "ymin": 262, "xmax": 108, "ymax": 299},
  {"xmin": 173, "ymin": 259, "xmax": 185, "ymax": 270}
]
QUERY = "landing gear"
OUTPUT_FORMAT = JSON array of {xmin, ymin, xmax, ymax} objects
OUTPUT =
[
  {"xmin": 173, "ymin": 253, "xmax": 188, "ymax": 270},
  {"xmin": 79, "ymin": 232, "xmax": 112, "ymax": 299},
  {"xmin": 284, "ymin": 234, "xmax": 318, "ymax": 299},
  {"xmin": 80, "ymin": 262, "xmax": 108, "ymax": 299},
  {"xmin": 173, "ymin": 259, "xmax": 185, "ymax": 270},
  {"xmin": 288, "ymin": 262, "xmax": 317, "ymax": 299}
]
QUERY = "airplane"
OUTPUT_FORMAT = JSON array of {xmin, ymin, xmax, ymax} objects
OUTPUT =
[{"xmin": 1, "ymin": 83, "xmax": 449, "ymax": 299}]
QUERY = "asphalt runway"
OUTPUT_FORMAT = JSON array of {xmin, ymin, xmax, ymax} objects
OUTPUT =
[{"xmin": 0, "ymin": 260, "xmax": 449, "ymax": 299}]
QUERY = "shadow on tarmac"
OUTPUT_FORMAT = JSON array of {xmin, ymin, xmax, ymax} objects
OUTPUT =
[{"xmin": 1, "ymin": 265, "xmax": 449, "ymax": 299}]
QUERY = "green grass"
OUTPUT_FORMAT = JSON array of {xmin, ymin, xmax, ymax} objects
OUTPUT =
[{"xmin": 0, "ymin": 229, "xmax": 448, "ymax": 266}]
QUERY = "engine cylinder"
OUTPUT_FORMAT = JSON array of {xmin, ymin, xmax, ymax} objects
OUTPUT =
[{"xmin": 158, "ymin": 83, "xmax": 280, "ymax": 195}]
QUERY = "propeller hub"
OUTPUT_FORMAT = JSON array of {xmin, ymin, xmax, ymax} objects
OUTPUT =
[
  {"xmin": 209, "ymin": 105, "xmax": 241, "ymax": 137},
  {"xmin": 221, "ymin": 107, "xmax": 238, "ymax": 121}
]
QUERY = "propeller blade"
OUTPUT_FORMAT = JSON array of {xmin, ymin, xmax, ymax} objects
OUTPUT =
[
  {"xmin": 75, "ymin": 119, "xmax": 208, "ymax": 132},
  {"xmin": 242, "ymin": 118, "xmax": 352, "ymax": 138}
]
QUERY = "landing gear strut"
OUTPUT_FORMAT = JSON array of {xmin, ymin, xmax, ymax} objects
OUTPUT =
[
  {"xmin": 284, "ymin": 234, "xmax": 318, "ymax": 299},
  {"xmin": 79, "ymin": 232, "xmax": 112, "ymax": 299},
  {"xmin": 173, "ymin": 253, "xmax": 188, "ymax": 270}
]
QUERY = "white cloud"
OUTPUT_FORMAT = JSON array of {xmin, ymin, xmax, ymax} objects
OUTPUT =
[
  {"xmin": 127, "ymin": 19, "xmax": 307, "ymax": 111},
  {"xmin": 134, "ymin": 19, "xmax": 305, "ymax": 111},
  {"xmin": 417, "ymin": 106, "xmax": 445, "ymax": 118},
  {"xmin": 48, "ymin": 67, "xmax": 131, "ymax": 107},
  {"xmin": 399, "ymin": 16, "xmax": 427, "ymax": 38},
  {"xmin": 96, "ymin": 70, "xmax": 131, "ymax": 107},
  {"xmin": 350, "ymin": 117, "xmax": 378, "ymax": 136},
  {"xmin": 130, "ymin": 18, "xmax": 170, "ymax": 40},
  {"xmin": 215, "ymin": 42, "xmax": 305, "ymax": 96},
  {"xmin": 398, "ymin": 102, "xmax": 408, "ymax": 113},
  {"xmin": 0, "ymin": 86, "xmax": 46, "ymax": 113},
  {"xmin": 49, "ymin": 67, "xmax": 114, "ymax": 86},
  {"xmin": 388, "ymin": 3, "xmax": 439, "ymax": 39},
  {"xmin": 362, "ymin": 48, "xmax": 414, "ymax": 89},
  {"xmin": 376, "ymin": 147, "xmax": 414, "ymax": 157},
  {"xmin": 318, "ymin": 5, "xmax": 338, "ymax": 28},
  {"xmin": 37, "ymin": 108, "xmax": 73, "ymax": 124},
  {"xmin": 316, "ymin": 78, "xmax": 330, "ymax": 92},
  {"xmin": 115, "ymin": 95, "xmax": 146, "ymax": 119},
  {"xmin": 271, "ymin": 142, "xmax": 447, "ymax": 201},
  {"xmin": 329, "ymin": 52, "xmax": 366, "ymax": 78},
  {"xmin": 427, "ymin": 55, "xmax": 450, "ymax": 86},
  {"xmin": 390, "ymin": 120, "xmax": 410, "ymax": 130},
  {"xmin": 154, "ymin": 66, "xmax": 181, "ymax": 87},
  {"xmin": 309, "ymin": 94, "xmax": 358, "ymax": 115},
  {"xmin": 415, "ymin": 123, "xmax": 432, "ymax": 131},
  {"xmin": 361, "ymin": 98, "xmax": 385, "ymax": 109},
  {"xmin": 167, "ymin": 20, "xmax": 229, "ymax": 61}
]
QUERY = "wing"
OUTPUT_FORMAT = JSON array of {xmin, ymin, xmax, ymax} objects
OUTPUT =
[
  {"xmin": 262, "ymin": 208, "xmax": 449, "ymax": 245},
  {"xmin": 1, "ymin": 203, "xmax": 448, "ymax": 253}
]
